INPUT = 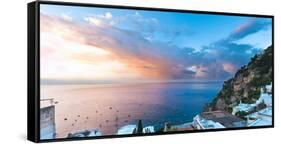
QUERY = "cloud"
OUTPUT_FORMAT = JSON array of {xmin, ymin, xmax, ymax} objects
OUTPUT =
[
  {"xmin": 107, "ymin": 12, "xmax": 191, "ymax": 43},
  {"xmin": 41, "ymin": 13, "xmax": 271, "ymax": 81},
  {"xmin": 93, "ymin": 12, "xmax": 113, "ymax": 20},
  {"xmin": 61, "ymin": 13, "xmax": 72, "ymax": 21},
  {"xmin": 41, "ymin": 13, "xmax": 175, "ymax": 79},
  {"xmin": 228, "ymin": 18, "xmax": 271, "ymax": 41},
  {"xmin": 84, "ymin": 17, "xmax": 105, "ymax": 27},
  {"xmin": 104, "ymin": 12, "xmax": 113, "ymax": 19},
  {"xmin": 199, "ymin": 18, "xmax": 271, "ymax": 79},
  {"xmin": 222, "ymin": 63, "xmax": 236, "ymax": 74}
]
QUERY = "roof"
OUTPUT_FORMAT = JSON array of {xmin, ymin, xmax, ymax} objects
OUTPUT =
[
  {"xmin": 248, "ymin": 118, "xmax": 272, "ymax": 126},
  {"xmin": 247, "ymin": 107, "xmax": 272, "ymax": 119},
  {"xmin": 200, "ymin": 119, "xmax": 225, "ymax": 129},
  {"xmin": 259, "ymin": 107, "xmax": 272, "ymax": 116},
  {"xmin": 117, "ymin": 125, "xmax": 136, "ymax": 135},
  {"xmin": 234, "ymin": 103, "xmax": 255, "ymax": 112},
  {"xmin": 200, "ymin": 111, "xmax": 246, "ymax": 128},
  {"xmin": 174, "ymin": 127, "xmax": 194, "ymax": 131},
  {"xmin": 68, "ymin": 129, "xmax": 102, "ymax": 137}
]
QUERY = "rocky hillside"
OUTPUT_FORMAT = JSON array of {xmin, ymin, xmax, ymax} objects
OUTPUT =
[{"xmin": 204, "ymin": 46, "xmax": 273, "ymax": 113}]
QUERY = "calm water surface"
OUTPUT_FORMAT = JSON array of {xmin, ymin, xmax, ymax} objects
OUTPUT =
[{"xmin": 41, "ymin": 82, "xmax": 222, "ymax": 138}]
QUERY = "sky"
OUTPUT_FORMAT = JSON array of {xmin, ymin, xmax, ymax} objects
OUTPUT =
[{"xmin": 40, "ymin": 4, "xmax": 272, "ymax": 84}]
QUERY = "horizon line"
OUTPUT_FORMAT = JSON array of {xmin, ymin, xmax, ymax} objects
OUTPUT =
[{"xmin": 40, "ymin": 78, "xmax": 226, "ymax": 85}]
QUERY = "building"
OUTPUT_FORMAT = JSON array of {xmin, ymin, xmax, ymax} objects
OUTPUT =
[
  {"xmin": 193, "ymin": 115, "xmax": 225, "ymax": 130},
  {"xmin": 232, "ymin": 83, "xmax": 272, "ymax": 115},
  {"xmin": 40, "ymin": 99, "xmax": 56, "ymax": 139},
  {"xmin": 163, "ymin": 122, "xmax": 194, "ymax": 132},
  {"xmin": 232, "ymin": 101, "xmax": 255, "ymax": 115},
  {"xmin": 193, "ymin": 111, "xmax": 246, "ymax": 129},
  {"xmin": 117, "ymin": 120, "xmax": 155, "ymax": 135},
  {"xmin": 143, "ymin": 126, "xmax": 155, "ymax": 133},
  {"xmin": 117, "ymin": 125, "xmax": 137, "ymax": 135},
  {"xmin": 246, "ymin": 107, "xmax": 272, "ymax": 127},
  {"xmin": 67, "ymin": 129, "xmax": 102, "ymax": 138},
  {"xmin": 117, "ymin": 125, "xmax": 156, "ymax": 135},
  {"xmin": 258, "ymin": 83, "xmax": 272, "ymax": 107}
]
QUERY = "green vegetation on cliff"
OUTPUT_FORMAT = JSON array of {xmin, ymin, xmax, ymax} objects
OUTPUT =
[{"xmin": 204, "ymin": 46, "xmax": 272, "ymax": 112}]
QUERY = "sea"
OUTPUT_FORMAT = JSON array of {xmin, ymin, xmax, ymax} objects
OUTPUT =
[{"xmin": 40, "ymin": 81, "xmax": 223, "ymax": 138}]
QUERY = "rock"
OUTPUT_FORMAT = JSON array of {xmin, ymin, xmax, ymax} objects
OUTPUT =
[{"xmin": 205, "ymin": 46, "xmax": 272, "ymax": 113}]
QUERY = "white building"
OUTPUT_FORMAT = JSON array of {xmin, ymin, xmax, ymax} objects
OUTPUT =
[
  {"xmin": 232, "ymin": 101, "xmax": 255, "ymax": 115},
  {"xmin": 40, "ymin": 99, "xmax": 56, "ymax": 140},
  {"xmin": 246, "ymin": 107, "xmax": 272, "ymax": 127},
  {"xmin": 258, "ymin": 83, "xmax": 272, "ymax": 107},
  {"xmin": 117, "ymin": 125, "xmax": 136, "ymax": 135},
  {"xmin": 143, "ymin": 126, "xmax": 155, "ymax": 133},
  {"xmin": 193, "ymin": 115, "xmax": 225, "ymax": 130},
  {"xmin": 68, "ymin": 129, "xmax": 102, "ymax": 138},
  {"xmin": 232, "ymin": 83, "xmax": 272, "ymax": 115},
  {"xmin": 117, "ymin": 125, "xmax": 155, "ymax": 135}
]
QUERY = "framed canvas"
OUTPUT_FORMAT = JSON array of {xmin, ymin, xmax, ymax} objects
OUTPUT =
[{"xmin": 28, "ymin": 1, "xmax": 274, "ymax": 142}]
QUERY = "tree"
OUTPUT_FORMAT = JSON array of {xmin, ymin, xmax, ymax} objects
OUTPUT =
[{"xmin": 136, "ymin": 120, "xmax": 143, "ymax": 134}]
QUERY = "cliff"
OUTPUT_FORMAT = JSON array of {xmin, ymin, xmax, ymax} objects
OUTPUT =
[{"xmin": 205, "ymin": 46, "xmax": 273, "ymax": 113}]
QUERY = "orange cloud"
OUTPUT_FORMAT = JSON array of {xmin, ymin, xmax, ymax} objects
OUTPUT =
[
  {"xmin": 40, "ymin": 14, "xmax": 176, "ymax": 81},
  {"xmin": 222, "ymin": 63, "xmax": 236, "ymax": 74}
]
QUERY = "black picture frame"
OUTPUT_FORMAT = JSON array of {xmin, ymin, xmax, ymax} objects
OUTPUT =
[{"xmin": 28, "ymin": 0, "xmax": 274, "ymax": 143}]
